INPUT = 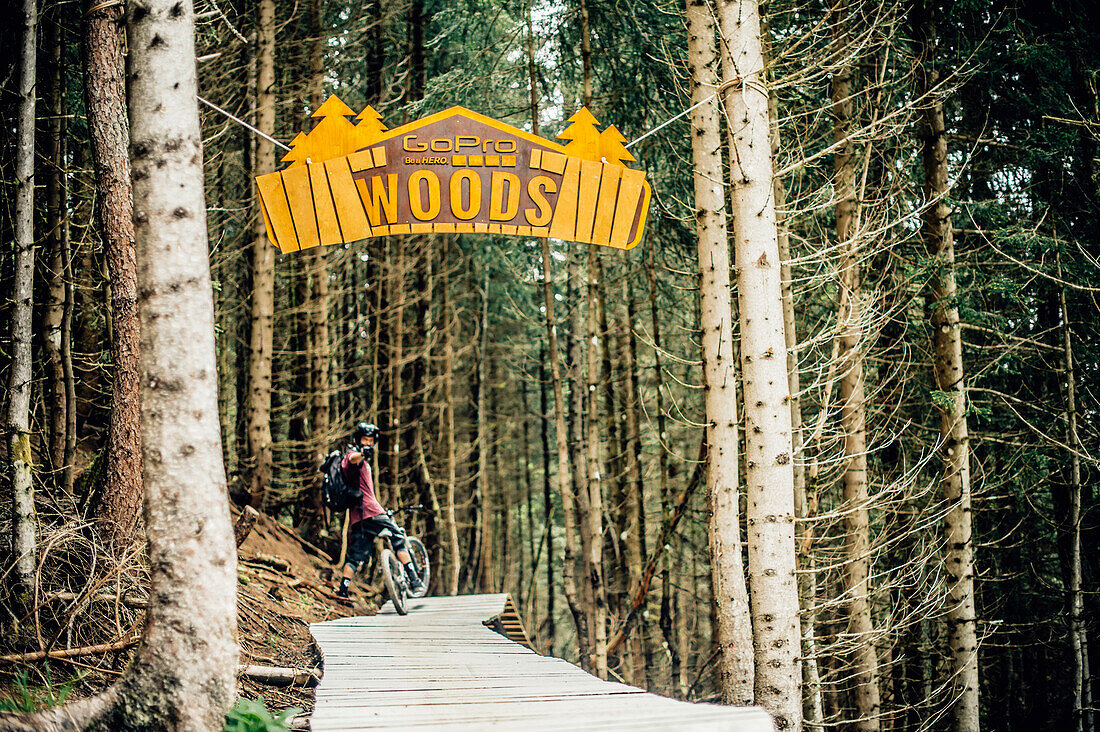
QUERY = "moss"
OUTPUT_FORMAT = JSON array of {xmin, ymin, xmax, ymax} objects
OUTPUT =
[{"xmin": 11, "ymin": 430, "xmax": 32, "ymax": 466}]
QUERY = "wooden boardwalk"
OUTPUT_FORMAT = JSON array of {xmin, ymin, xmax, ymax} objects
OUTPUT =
[{"xmin": 309, "ymin": 594, "xmax": 775, "ymax": 731}]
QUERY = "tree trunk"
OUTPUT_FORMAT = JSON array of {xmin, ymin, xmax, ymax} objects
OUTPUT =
[
  {"xmin": 687, "ymin": 0, "xmax": 754, "ymax": 706},
  {"xmin": 0, "ymin": 1, "xmax": 238, "ymax": 726},
  {"xmin": 914, "ymin": 3, "xmax": 980, "ymax": 729},
  {"xmin": 542, "ymin": 236, "xmax": 589, "ymax": 663},
  {"xmin": 718, "ymin": 0, "xmax": 801, "ymax": 726},
  {"xmin": 247, "ymin": 0, "xmax": 277, "ymax": 509},
  {"xmin": 769, "ymin": 42, "xmax": 821, "ymax": 725},
  {"xmin": 442, "ymin": 237, "xmax": 461, "ymax": 595},
  {"xmin": 832, "ymin": 6, "xmax": 880, "ymax": 726},
  {"xmin": 539, "ymin": 346, "xmax": 556, "ymax": 655},
  {"xmin": 527, "ymin": 15, "xmax": 556, "ymax": 653},
  {"xmin": 307, "ymin": 0, "xmax": 331, "ymax": 454},
  {"xmin": 44, "ymin": 12, "xmax": 70, "ymax": 490},
  {"xmin": 649, "ymin": 244, "xmax": 682, "ymax": 695},
  {"xmin": 1058, "ymin": 273, "xmax": 1091, "ymax": 732},
  {"xmin": 86, "ymin": 0, "xmax": 143, "ymax": 548},
  {"xmin": 7, "ymin": 0, "xmax": 38, "ymax": 607},
  {"xmin": 584, "ymin": 244, "xmax": 609, "ymax": 679},
  {"xmin": 476, "ymin": 270, "xmax": 495, "ymax": 592},
  {"xmin": 620, "ymin": 276, "xmax": 651, "ymax": 688}
]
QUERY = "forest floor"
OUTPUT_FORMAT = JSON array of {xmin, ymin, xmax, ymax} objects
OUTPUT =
[
  {"xmin": 0, "ymin": 504, "xmax": 380, "ymax": 723},
  {"xmin": 234, "ymin": 507, "xmax": 380, "ymax": 716}
]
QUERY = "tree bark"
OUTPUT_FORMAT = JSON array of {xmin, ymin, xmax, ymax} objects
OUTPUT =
[
  {"xmin": 307, "ymin": 0, "xmax": 331, "ymax": 459},
  {"xmin": 86, "ymin": 0, "xmax": 144, "ymax": 548},
  {"xmin": 620, "ymin": 276, "xmax": 651, "ymax": 687},
  {"xmin": 648, "ymin": 243, "xmax": 682, "ymax": 695},
  {"xmin": 687, "ymin": 0, "xmax": 754, "ymax": 707},
  {"xmin": 1057, "ymin": 271, "xmax": 1091, "ymax": 732},
  {"xmin": 442, "ymin": 237, "xmax": 461, "ymax": 595},
  {"xmin": 539, "ymin": 347, "xmax": 556, "ymax": 655},
  {"xmin": 541, "ymin": 235, "xmax": 589, "ymax": 663},
  {"xmin": 7, "ymin": 0, "xmax": 38, "ymax": 607},
  {"xmin": 832, "ymin": 5, "xmax": 880, "ymax": 726},
  {"xmin": 44, "ymin": 11, "xmax": 70, "ymax": 491},
  {"xmin": 718, "ymin": 0, "xmax": 801, "ymax": 726},
  {"xmin": 477, "ymin": 270, "xmax": 494, "ymax": 592},
  {"xmin": 247, "ymin": 0, "xmax": 277, "ymax": 509},
  {"xmin": 767, "ymin": 35, "xmax": 821, "ymax": 724},
  {"xmin": 0, "ymin": 1, "xmax": 238, "ymax": 727},
  {"xmin": 914, "ymin": 3, "xmax": 980, "ymax": 729},
  {"xmin": 585, "ymin": 244, "xmax": 609, "ymax": 679}
]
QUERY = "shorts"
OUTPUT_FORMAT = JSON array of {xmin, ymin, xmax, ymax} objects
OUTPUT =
[{"xmin": 346, "ymin": 514, "xmax": 408, "ymax": 570}]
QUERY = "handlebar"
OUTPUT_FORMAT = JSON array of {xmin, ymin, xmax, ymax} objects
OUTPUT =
[{"xmin": 390, "ymin": 504, "xmax": 427, "ymax": 516}]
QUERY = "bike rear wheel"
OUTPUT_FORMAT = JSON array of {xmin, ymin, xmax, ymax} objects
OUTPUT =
[
  {"xmin": 406, "ymin": 536, "xmax": 430, "ymax": 599},
  {"xmin": 380, "ymin": 548, "xmax": 407, "ymax": 615}
]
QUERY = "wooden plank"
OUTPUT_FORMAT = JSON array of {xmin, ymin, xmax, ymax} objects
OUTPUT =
[
  {"xmin": 309, "ymin": 594, "xmax": 774, "ymax": 732},
  {"xmin": 282, "ymin": 165, "xmax": 320, "ymax": 250},
  {"xmin": 548, "ymin": 155, "xmax": 581, "ymax": 241},
  {"xmin": 609, "ymin": 167, "xmax": 647, "ymax": 248},
  {"xmin": 309, "ymin": 162, "xmax": 343, "ymax": 246},
  {"xmin": 591, "ymin": 164, "xmax": 621, "ymax": 246},
  {"xmin": 324, "ymin": 157, "xmax": 371, "ymax": 242},
  {"xmin": 255, "ymin": 172, "xmax": 299, "ymax": 252},
  {"xmin": 573, "ymin": 159, "xmax": 602, "ymax": 243}
]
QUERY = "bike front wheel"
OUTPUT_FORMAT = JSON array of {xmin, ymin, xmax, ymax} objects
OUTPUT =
[
  {"xmin": 380, "ymin": 548, "xmax": 407, "ymax": 615},
  {"xmin": 406, "ymin": 536, "xmax": 430, "ymax": 599}
]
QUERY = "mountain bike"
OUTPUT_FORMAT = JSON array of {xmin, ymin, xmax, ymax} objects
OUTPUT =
[{"xmin": 363, "ymin": 505, "xmax": 430, "ymax": 615}]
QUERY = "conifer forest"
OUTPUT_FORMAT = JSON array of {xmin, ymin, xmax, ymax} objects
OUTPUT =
[{"xmin": 1, "ymin": 0, "xmax": 1098, "ymax": 729}]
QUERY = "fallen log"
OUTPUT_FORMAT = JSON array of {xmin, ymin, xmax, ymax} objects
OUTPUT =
[
  {"xmin": 0, "ymin": 636, "xmax": 140, "ymax": 664},
  {"xmin": 237, "ymin": 664, "xmax": 321, "ymax": 687}
]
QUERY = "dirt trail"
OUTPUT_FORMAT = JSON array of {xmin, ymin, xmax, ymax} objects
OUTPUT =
[{"xmin": 235, "ymin": 509, "xmax": 380, "ymax": 713}]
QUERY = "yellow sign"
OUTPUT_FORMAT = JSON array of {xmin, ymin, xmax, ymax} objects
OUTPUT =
[{"xmin": 256, "ymin": 97, "xmax": 651, "ymax": 253}]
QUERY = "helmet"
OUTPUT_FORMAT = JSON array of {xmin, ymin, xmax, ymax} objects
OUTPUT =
[{"xmin": 353, "ymin": 422, "xmax": 380, "ymax": 445}]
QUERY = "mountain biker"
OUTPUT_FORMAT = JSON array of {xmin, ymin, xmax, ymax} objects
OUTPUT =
[{"xmin": 335, "ymin": 422, "xmax": 424, "ymax": 600}]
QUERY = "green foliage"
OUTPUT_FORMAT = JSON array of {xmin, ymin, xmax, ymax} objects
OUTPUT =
[
  {"xmin": 0, "ymin": 669, "xmax": 82, "ymax": 713},
  {"xmin": 224, "ymin": 697, "xmax": 302, "ymax": 732},
  {"xmin": 929, "ymin": 389, "xmax": 957, "ymax": 414}
]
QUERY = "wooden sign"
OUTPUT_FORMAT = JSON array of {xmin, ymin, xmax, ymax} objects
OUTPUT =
[{"xmin": 256, "ymin": 97, "xmax": 651, "ymax": 253}]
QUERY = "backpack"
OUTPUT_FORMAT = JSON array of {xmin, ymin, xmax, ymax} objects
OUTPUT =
[{"xmin": 319, "ymin": 450, "xmax": 362, "ymax": 511}]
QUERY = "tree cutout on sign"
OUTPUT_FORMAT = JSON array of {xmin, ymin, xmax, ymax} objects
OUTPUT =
[
  {"xmin": 599, "ymin": 124, "xmax": 635, "ymax": 167},
  {"xmin": 558, "ymin": 107, "xmax": 602, "ymax": 162},
  {"xmin": 280, "ymin": 133, "xmax": 309, "ymax": 167},
  {"xmin": 281, "ymin": 94, "xmax": 359, "ymax": 167},
  {"xmin": 353, "ymin": 105, "xmax": 389, "ymax": 149}
]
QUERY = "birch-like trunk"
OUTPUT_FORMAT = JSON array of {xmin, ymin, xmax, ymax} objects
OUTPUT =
[
  {"xmin": 247, "ymin": 0, "xmax": 277, "ymax": 509},
  {"xmin": 687, "ymin": 0, "xmax": 754, "ymax": 706},
  {"xmin": 768, "ymin": 43, "xmax": 822, "ymax": 726},
  {"xmin": 915, "ymin": 3, "xmax": 980, "ymax": 729},
  {"xmin": 87, "ymin": 0, "xmax": 143, "ymax": 548},
  {"xmin": 7, "ymin": 0, "xmax": 38, "ymax": 605},
  {"xmin": 832, "ymin": 8, "xmax": 880, "ymax": 726},
  {"xmin": 0, "ymin": 0, "xmax": 237, "ymax": 726},
  {"xmin": 718, "ymin": 0, "xmax": 801, "ymax": 725}
]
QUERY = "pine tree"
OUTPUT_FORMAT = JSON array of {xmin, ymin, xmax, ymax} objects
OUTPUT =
[
  {"xmin": 598, "ymin": 125, "xmax": 634, "ymax": 167},
  {"xmin": 280, "ymin": 132, "xmax": 309, "ymax": 167},
  {"xmin": 558, "ymin": 107, "xmax": 602, "ymax": 161},
  {"xmin": 354, "ymin": 105, "xmax": 389, "ymax": 149},
  {"xmin": 301, "ymin": 95, "xmax": 359, "ymax": 162}
]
